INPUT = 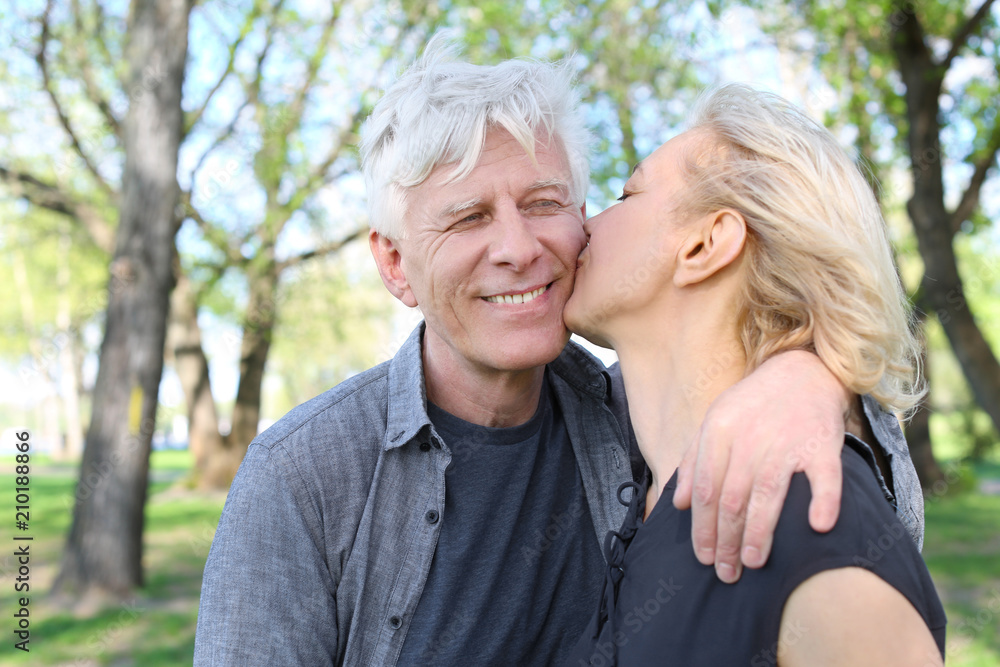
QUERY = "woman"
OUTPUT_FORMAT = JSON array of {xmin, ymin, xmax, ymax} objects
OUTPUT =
[{"xmin": 563, "ymin": 84, "xmax": 946, "ymax": 666}]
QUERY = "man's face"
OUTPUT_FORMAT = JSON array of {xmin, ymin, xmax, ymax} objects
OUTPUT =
[{"xmin": 371, "ymin": 128, "xmax": 586, "ymax": 379}]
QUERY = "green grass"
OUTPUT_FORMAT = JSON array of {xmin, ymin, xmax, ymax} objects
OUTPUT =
[
  {"xmin": 923, "ymin": 486, "xmax": 1000, "ymax": 667},
  {"xmin": 0, "ymin": 453, "xmax": 224, "ymax": 666},
  {"xmin": 0, "ymin": 452, "xmax": 997, "ymax": 665}
]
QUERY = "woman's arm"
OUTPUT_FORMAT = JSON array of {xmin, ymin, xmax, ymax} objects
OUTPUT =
[{"xmin": 777, "ymin": 567, "xmax": 943, "ymax": 667}]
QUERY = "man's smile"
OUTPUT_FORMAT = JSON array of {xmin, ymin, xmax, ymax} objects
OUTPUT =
[{"xmin": 482, "ymin": 284, "xmax": 550, "ymax": 304}]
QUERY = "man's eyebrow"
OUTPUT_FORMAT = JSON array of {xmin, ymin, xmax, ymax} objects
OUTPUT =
[
  {"xmin": 437, "ymin": 179, "xmax": 569, "ymax": 219},
  {"xmin": 439, "ymin": 197, "xmax": 482, "ymax": 219},
  {"xmin": 528, "ymin": 177, "xmax": 570, "ymax": 192}
]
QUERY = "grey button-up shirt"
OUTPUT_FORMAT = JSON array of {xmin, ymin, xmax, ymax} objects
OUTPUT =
[{"xmin": 194, "ymin": 323, "xmax": 923, "ymax": 666}]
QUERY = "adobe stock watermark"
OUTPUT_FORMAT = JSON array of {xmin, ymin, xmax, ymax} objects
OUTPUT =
[
  {"xmin": 187, "ymin": 518, "xmax": 219, "ymax": 556},
  {"xmin": 62, "ymin": 415, "xmax": 157, "ymax": 511},
  {"xmin": 415, "ymin": 607, "xmax": 474, "ymax": 664},
  {"xmin": 749, "ymin": 617, "xmax": 810, "ymax": 666},
  {"xmin": 719, "ymin": 422, "xmax": 837, "ymax": 536},
  {"xmin": 922, "ymin": 458, "xmax": 966, "ymax": 501},
  {"xmin": 576, "ymin": 577, "xmax": 683, "ymax": 666},
  {"xmin": 521, "ymin": 494, "xmax": 588, "ymax": 567},
  {"xmin": 589, "ymin": 241, "xmax": 672, "ymax": 327},
  {"xmin": 945, "ymin": 586, "xmax": 1000, "ymax": 663},
  {"xmin": 61, "ymin": 599, "xmax": 146, "ymax": 666},
  {"xmin": 18, "ymin": 261, "xmax": 136, "ymax": 385}
]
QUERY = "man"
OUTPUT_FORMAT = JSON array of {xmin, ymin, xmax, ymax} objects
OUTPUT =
[{"xmin": 194, "ymin": 44, "xmax": 923, "ymax": 665}]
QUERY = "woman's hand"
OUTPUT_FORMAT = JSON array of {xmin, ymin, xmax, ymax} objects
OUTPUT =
[{"xmin": 672, "ymin": 349, "xmax": 852, "ymax": 582}]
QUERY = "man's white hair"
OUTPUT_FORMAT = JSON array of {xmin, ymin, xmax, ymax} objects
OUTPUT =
[{"xmin": 359, "ymin": 38, "xmax": 592, "ymax": 239}]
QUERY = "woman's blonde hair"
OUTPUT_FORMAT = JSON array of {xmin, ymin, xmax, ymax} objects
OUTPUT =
[{"xmin": 680, "ymin": 84, "xmax": 924, "ymax": 414}]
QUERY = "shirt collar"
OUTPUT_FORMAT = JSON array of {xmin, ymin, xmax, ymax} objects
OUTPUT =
[
  {"xmin": 549, "ymin": 338, "xmax": 614, "ymax": 400},
  {"xmin": 382, "ymin": 323, "xmax": 612, "ymax": 451},
  {"xmin": 383, "ymin": 322, "xmax": 434, "ymax": 451}
]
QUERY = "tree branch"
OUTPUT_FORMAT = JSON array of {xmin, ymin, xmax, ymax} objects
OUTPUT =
[
  {"xmin": 91, "ymin": 1, "xmax": 125, "ymax": 88},
  {"xmin": 283, "ymin": 12, "xmax": 423, "ymax": 212},
  {"xmin": 942, "ymin": 0, "xmax": 998, "ymax": 70},
  {"xmin": 71, "ymin": 0, "xmax": 121, "ymax": 136},
  {"xmin": 949, "ymin": 130, "xmax": 1000, "ymax": 233},
  {"xmin": 177, "ymin": 190, "xmax": 244, "ymax": 265},
  {"xmin": 184, "ymin": 0, "xmax": 263, "ymax": 135},
  {"xmin": 0, "ymin": 165, "xmax": 114, "ymax": 253},
  {"xmin": 36, "ymin": 0, "xmax": 117, "ymax": 199},
  {"xmin": 276, "ymin": 226, "xmax": 366, "ymax": 273},
  {"xmin": 187, "ymin": 98, "xmax": 250, "ymax": 188},
  {"xmin": 284, "ymin": 105, "xmax": 367, "ymax": 213},
  {"xmin": 241, "ymin": 0, "xmax": 286, "ymax": 108},
  {"xmin": 284, "ymin": 7, "xmax": 340, "ymax": 133}
]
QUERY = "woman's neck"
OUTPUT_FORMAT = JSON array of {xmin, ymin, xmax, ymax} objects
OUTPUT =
[{"xmin": 613, "ymin": 304, "xmax": 747, "ymax": 511}]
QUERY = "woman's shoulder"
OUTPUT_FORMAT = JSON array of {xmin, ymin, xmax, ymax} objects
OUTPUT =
[
  {"xmin": 770, "ymin": 438, "xmax": 914, "ymax": 570},
  {"xmin": 767, "ymin": 437, "xmax": 945, "ymax": 628}
]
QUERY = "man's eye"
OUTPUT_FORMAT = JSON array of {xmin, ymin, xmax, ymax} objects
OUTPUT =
[{"xmin": 456, "ymin": 212, "xmax": 482, "ymax": 224}]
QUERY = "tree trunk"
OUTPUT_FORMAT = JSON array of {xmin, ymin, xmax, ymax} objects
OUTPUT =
[
  {"xmin": 53, "ymin": 0, "xmax": 190, "ymax": 598},
  {"xmin": 906, "ymin": 311, "xmax": 944, "ymax": 491},
  {"xmin": 892, "ymin": 10, "xmax": 1000, "ymax": 437},
  {"xmin": 216, "ymin": 268, "xmax": 278, "ymax": 483},
  {"xmin": 166, "ymin": 271, "xmax": 229, "ymax": 489}
]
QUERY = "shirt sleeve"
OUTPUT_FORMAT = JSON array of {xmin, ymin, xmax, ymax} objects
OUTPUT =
[
  {"xmin": 194, "ymin": 443, "xmax": 337, "ymax": 666},
  {"xmin": 861, "ymin": 393, "xmax": 925, "ymax": 551}
]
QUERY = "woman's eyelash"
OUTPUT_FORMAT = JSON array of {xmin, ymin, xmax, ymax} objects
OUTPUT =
[{"xmin": 617, "ymin": 192, "xmax": 630, "ymax": 202}]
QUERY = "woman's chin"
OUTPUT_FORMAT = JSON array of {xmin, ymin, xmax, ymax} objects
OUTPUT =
[{"xmin": 564, "ymin": 299, "xmax": 615, "ymax": 350}]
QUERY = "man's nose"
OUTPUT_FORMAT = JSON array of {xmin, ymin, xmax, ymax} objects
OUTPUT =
[{"xmin": 488, "ymin": 204, "xmax": 544, "ymax": 270}]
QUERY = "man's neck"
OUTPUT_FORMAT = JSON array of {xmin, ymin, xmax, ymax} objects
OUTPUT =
[{"xmin": 422, "ymin": 338, "xmax": 546, "ymax": 428}]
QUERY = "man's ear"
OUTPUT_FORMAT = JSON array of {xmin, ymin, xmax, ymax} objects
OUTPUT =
[
  {"xmin": 370, "ymin": 230, "xmax": 418, "ymax": 307},
  {"xmin": 673, "ymin": 209, "xmax": 747, "ymax": 287}
]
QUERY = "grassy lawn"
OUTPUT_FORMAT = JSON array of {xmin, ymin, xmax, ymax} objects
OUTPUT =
[
  {"xmin": 0, "ymin": 451, "xmax": 997, "ymax": 665},
  {"xmin": 922, "ymin": 462, "xmax": 1000, "ymax": 667},
  {"xmin": 0, "ymin": 451, "xmax": 226, "ymax": 666}
]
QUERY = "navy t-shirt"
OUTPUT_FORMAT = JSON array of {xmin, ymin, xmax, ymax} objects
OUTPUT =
[
  {"xmin": 565, "ymin": 437, "xmax": 947, "ymax": 666},
  {"xmin": 397, "ymin": 375, "xmax": 605, "ymax": 666}
]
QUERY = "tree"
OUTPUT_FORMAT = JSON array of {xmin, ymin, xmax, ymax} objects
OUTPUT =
[
  {"xmin": 170, "ymin": 0, "xmax": 444, "ymax": 489},
  {"xmin": 747, "ymin": 0, "xmax": 1000, "ymax": 485},
  {"xmin": 891, "ymin": 1, "xmax": 1000, "ymax": 437},
  {"xmin": 53, "ymin": 0, "xmax": 191, "ymax": 597}
]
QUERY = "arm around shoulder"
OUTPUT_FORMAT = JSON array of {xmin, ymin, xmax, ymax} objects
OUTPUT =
[
  {"xmin": 194, "ymin": 444, "xmax": 337, "ymax": 666},
  {"xmin": 777, "ymin": 567, "xmax": 943, "ymax": 667}
]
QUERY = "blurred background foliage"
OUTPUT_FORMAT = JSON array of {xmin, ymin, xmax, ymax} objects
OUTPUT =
[{"xmin": 0, "ymin": 0, "xmax": 998, "ymax": 663}]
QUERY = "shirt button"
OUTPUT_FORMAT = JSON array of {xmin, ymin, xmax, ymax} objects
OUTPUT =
[
  {"xmin": 419, "ymin": 442, "xmax": 431, "ymax": 452},
  {"xmin": 389, "ymin": 615, "xmax": 402, "ymax": 629},
  {"xmin": 425, "ymin": 510, "xmax": 439, "ymax": 524}
]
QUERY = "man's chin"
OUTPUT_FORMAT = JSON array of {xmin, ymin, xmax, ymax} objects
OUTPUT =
[{"xmin": 492, "ymin": 328, "xmax": 571, "ymax": 371}]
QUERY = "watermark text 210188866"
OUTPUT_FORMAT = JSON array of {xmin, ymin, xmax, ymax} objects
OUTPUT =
[{"xmin": 12, "ymin": 430, "xmax": 32, "ymax": 652}]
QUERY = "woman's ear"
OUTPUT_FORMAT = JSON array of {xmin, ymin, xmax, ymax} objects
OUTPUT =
[
  {"xmin": 370, "ymin": 230, "xmax": 418, "ymax": 307},
  {"xmin": 673, "ymin": 209, "xmax": 747, "ymax": 287}
]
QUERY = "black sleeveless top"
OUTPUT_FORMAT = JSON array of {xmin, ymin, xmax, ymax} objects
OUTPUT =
[{"xmin": 564, "ymin": 437, "xmax": 947, "ymax": 665}]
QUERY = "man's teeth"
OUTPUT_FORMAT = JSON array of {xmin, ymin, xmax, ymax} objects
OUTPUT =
[{"xmin": 484, "ymin": 286, "xmax": 547, "ymax": 304}]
